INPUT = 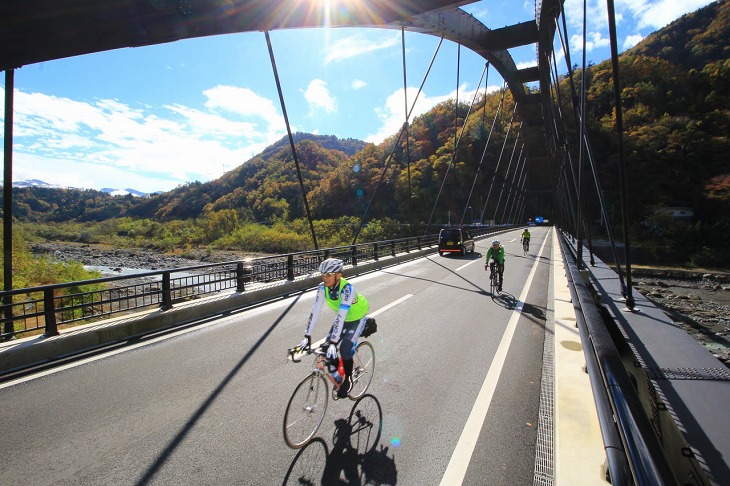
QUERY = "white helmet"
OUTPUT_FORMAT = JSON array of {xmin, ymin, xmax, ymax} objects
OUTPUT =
[
  {"xmin": 492, "ymin": 240, "xmax": 501, "ymax": 245},
  {"xmin": 319, "ymin": 258, "xmax": 344, "ymax": 274}
]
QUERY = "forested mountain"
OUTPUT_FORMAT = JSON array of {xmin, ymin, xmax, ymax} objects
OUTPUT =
[
  {"xmin": 3, "ymin": 0, "xmax": 728, "ymax": 264},
  {"xmin": 566, "ymin": 0, "xmax": 729, "ymax": 261}
]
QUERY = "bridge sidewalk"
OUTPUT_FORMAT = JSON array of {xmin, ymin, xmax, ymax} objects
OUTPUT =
[
  {"xmin": 580, "ymin": 251, "xmax": 730, "ymax": 485},
  {"xmin": 551, "ymin": 230, "xmax": 610, "ymax": 484}
]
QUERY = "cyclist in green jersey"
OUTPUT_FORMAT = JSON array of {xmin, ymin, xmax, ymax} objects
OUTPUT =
[
  {"xmin": 521, "ymin": 228, "xmax": 531, "ymax": 245},
  {"xmin": 485, "ymin": 240, "xmax": 506, "ymax": 291},
  {"xmin": 298, "ymin": 258, "xmax": 370, "ymax": 398}
]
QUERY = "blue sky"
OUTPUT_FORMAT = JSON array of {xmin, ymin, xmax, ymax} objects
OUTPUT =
[{"xmin": 0, "ymin": 0, "xmax": 714, "ymax": 193}]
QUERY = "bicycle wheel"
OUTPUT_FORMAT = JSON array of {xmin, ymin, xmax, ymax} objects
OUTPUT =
[
  {"xmin": 349, "ymin": 341, "xmax": 375, "ymax": 400},
  {"xmin": 489, "ymin": 267, "xmax": 497, "ymax": 294},
  {"xmin": 283, "ymin": 372, "xmax": 329, "ymax": 449}
]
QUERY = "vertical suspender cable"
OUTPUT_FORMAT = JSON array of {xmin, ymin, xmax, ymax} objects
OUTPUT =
[
  {"xmin": 606, "ymin": 0, "xmax": 634, "ymax": 309},
  {"xmin": 425, "ymin": 61, "xmax": 488, "ymax": 232},
  {"xmin": 353, "ymin": 36, "xmax": 444, "ymax": 244},
  {"xmin": 576, "ymin": 0, "xmax": 588, "ymax": 268},
  {"xmin": 499, "ymin": 145, "xmax": 524, "ymax": 223},
  {"xmin": 557, "ymin": 8, "xmax": 625, "ymax": 289},
  {"xmin": 480, "ymin": 101, "xmax": 517, "ymax": 223},
  {"xmin": 265, "ymin": 32, "xmax": 319, "ymax": 250},
  {"xmin": 493, "ymin": 124, "xmax": 522, "ymax": 222},
  {"xmin": 455, "ymin": 63, "xmax": 489, "ymax": 225},
  {"xmin": 401, "ymin": 27, "xmax": 412, "ymax": 216},
  {"xmin": 473, "ymin": 85, "xmax": 505, "ymax": 223},
  {"xmin": 3, "ymin": 69, "xmax": 14, "ymax": 338}
]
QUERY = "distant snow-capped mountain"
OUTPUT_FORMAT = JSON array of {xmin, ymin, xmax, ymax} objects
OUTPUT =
[
  {"xmin": 100, "ymin": 188, "xmax": 149, "ymax": 197},
  {"xmin": 12, "ymin": 179, "xmax": 62, "ymax": 189},
  {"xmin": 12, "ymin": 179, "xmax": 150, "ymax": 196}
]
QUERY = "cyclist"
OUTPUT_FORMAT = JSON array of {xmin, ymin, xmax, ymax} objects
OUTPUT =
[
  {"xmin": 485, "ymin": 240, "xmax": 505, "ymax": 291},
  {"xmin": 298, "ymin": 258, "xmax": 370, "ymax": 399},
  {"xmin": 521, "ymin": 228, "xmax": 531, "ymax": 252}
]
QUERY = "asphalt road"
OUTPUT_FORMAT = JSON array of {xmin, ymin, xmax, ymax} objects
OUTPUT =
[{"xmin": 0, "ymin": 227, "xmax": 552, "ymax": 486}]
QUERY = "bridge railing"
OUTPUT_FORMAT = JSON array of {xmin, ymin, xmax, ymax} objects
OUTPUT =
[
  {"xmin": 0, "ymin": 226, "xmax": 502, "ymax": 340},
  {"xmin": 558, "ymin": 230, "xmax": 678, "ymax": 485}
]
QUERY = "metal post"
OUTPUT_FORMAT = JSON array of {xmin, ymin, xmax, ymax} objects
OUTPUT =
[
  {"xmin": 3, "ymin": 69, "xmax": 15, "ymax": 338},
  {"xmin": 287, "ymin": 255, "xmax": 295, "ymax": 281},
  {"xmin": 236, "ymin": 262, "xmax": 246, "ymax": 292},
  {"xmin": 161, "ymin": 272, "xmax": 172, "ymax": 310},
  {"xmin": 43, "ymin": 288, "xmax": 59, "ymax": 337}
]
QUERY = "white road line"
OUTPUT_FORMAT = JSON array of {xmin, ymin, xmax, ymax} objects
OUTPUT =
[
  {"xmin": 4, "ymin": 293, "xmax": 415, "ymax": 389},
  {"xmin": 439, "ymin": 228, "xmax": 551, "ymax": 485},
  {"xmin": 310, "ymin": 294, "xmax": 413, "ymax": 349},
  {"xmin": 455, "ymin": 260, "xmax": 479, "ymax": 272},
  {"xmin": 370, "ymin": 294, "xmax": 413, "ymax": 318}
]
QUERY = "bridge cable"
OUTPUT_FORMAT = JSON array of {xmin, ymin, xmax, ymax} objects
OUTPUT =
[
  {"xmin": 552, "ymin": 13, "xmax": 608, "ymax": 269},
  {"xmin": 499, "ymin": 145, "xmax": 524, "ymax": 224},
  {"xmin": 401, "ymin": 26, "xmax": 412, "ymax": 220},
  {"xmin": 606, "ymin": 0, "xmax": 635, "ymax": 309},
  {"xmin": 576, "ymin": 0, "xmax": 589, "ymax": 269},
  {"xmin": 423, "ymin": 59, "xmax": 490, "ymax": 232},
  {"xmin": 505, "ymin": 153, "xmax": 528, "ymax": 224},
  {"xmin": 479, "ymin": 101, "xmax": 518, "ymax": 223},
  {"xmin": 351, "ymin": 36, "xmax": 445, "ymax": 245},
  {"xmin": 468, "ymin": 83, "xmax": 507, "ymax": 225},
  {"xmin": 264, "ymin": 31, "xmax": 319, "ymax": 250},
  {"xmin": 453, "ymin": 62, "xmax": 491, "ymax": 226},
  {"xmin": 472, "ymin": 85, "xmax": 508, "ymax": 224},
  {"xmin": 556, "ymin": 8, "xmax": 625, "ymax": 286},
  {"xmin": 492, "ymin": 124, "xmax": 522, "ymax": 223},
  {"xmin": 548, "ymin": 27, "xmax": 598, "ymax": 267}
]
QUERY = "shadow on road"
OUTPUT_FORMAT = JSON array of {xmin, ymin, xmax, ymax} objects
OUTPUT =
[
  {"xmin": 282, "ymin": 394, "xmax": 398, "ymax": 485},
  {"xmin": 135, "ymin": 292, "xmax": 304, "ymax": 486}
]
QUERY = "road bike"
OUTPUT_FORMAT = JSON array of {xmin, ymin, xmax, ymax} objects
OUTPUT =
[
  {"xmin": 283, "ymin": 341, "xmax": 376, "ymax": 449},
  {"xmin": 522, "ymin": 238, "xmax": 530, "ymax": 255},
  {"xmin": 488, "ymin": 261, "xmax": 500, "ymax": 294}
]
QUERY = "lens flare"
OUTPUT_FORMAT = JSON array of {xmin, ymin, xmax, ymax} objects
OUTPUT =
[{"xmin": 391, "ymin": 437, "xmax": 401, "ymax": 448}]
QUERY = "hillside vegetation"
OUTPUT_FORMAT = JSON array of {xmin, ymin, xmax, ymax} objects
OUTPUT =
[{"xmin": 2, "ymin": 0, "xmax": 729, "ymax": 271}]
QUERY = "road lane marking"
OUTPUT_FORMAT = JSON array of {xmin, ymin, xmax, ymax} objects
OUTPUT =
[
  {"xmin": 439, "ymin": 228, "xmax": 551, "ymax": 485},
  {"xmin": 455, "ymin": 260, "xmax": 479, "ymax": 272},
  {"xmin": 309, "ymin": 294, "xmax": 413, "ymax": 350}
]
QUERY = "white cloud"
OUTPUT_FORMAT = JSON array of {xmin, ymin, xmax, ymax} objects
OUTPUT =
[
  {"xmin": 570, "ymin": 32, "xmax": 610, "ymax": 53},
  {"xmin": 623, "ymin": 33, "xmax": 644, "ymax": 49},
  {"xmin": 365, "ymin": 83, "xmax": 498, "ymax": 145},
  {"xmin": 619, "ymin": 0, "xmax": 714, "ymax": 29},
  {"xmin": 352, "ymin": 79, "xmax": 367, "ymax": 90},
  {"xmin": 302, "ymin": 79, "xmax": 337, "ymax": 114},
  {"xmin": 516, "ymin": 60, "xmax": 538, "ymax": 70},
  {"xmin": 323, "ymin": 33, "xmax": 399, "ymax": 64},
  {"xmin": 3, "ymin": 87, "xmax": 286, "ymax": 192}
]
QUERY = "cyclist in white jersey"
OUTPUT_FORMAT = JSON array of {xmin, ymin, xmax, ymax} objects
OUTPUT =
[{"xmin": 298, "ymin": 258, "xmax": 370, "ymax": 398}]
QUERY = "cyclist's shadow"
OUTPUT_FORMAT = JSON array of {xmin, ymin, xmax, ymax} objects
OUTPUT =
[
  {"xmin": 492, "ymin": 290, "xmax": 518, "ymax": 309},
  {"xmin": 282, "ymin": 394, "xmax": 398, "ymax": 485}
]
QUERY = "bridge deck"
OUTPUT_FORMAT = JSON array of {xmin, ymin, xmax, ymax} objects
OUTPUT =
[{"xmin": 1, "ymin": 233, "xmax": 728, "ymax": 483}]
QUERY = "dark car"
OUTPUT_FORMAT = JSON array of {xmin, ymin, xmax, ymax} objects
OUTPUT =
[{"xmin": 438, "ymin": 227, "xmax": 475, "ymax": 256}]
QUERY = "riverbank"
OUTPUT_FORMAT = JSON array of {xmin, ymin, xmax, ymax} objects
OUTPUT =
[
  {"xmin": 30, "ymin": 242, "xmax": 265, "ymax": 272},
  {"xmin": 624, "ymin": 265, "xmax": 730, "ymax": 366}
]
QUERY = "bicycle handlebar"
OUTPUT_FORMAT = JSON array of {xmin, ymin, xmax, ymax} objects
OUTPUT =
[{"xmin": 287, "ymin": 343, "xmax": 328, "ymax": 363}]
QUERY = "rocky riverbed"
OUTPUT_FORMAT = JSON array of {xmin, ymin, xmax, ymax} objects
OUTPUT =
[
  {"xmin": 631, "ymin": 268, "xmax": 730, "ymax": 366},
  {"xmin": 31, "ymin": 242, "xmax": 262, "ymax": 271},
  {"xmin": 30, "ymin": 242, "xmax": 729, "ymax": 366}
]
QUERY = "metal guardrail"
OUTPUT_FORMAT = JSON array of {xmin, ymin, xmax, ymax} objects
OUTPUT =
[
  {"xmin": 1, "ymin": 227, "xmax": 504, "ymax": 340},
  {"xmin": 558, "ymin": 230, "xmax": 678, "ymax": 486}
]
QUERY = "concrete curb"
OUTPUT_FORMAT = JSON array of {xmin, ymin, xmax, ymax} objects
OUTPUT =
[{"xmin": 0, "ymin": 247, "xmax": 435, "ymax": 375}]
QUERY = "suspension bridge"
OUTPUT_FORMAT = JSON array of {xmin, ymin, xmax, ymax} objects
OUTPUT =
[{"xmin": 1, "ymin": 1, "xmax": 728, "ymax": 485}]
